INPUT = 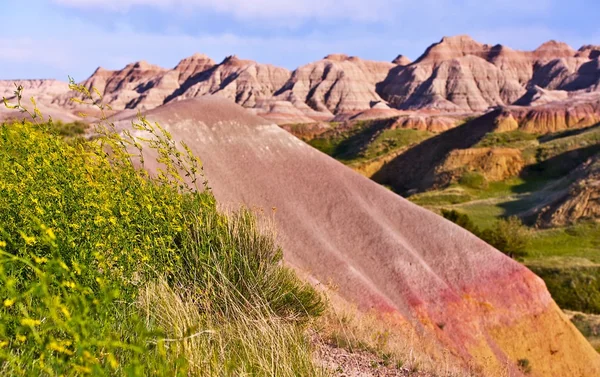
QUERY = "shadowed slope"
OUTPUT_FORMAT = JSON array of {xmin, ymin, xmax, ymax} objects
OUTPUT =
[
  {"xmin": 372, "ymin": 111, "xmax": 501, "ymax": 194},
  {"xmin": 117, "ymin": 97, "xmax": 600, "ymax": 377}
]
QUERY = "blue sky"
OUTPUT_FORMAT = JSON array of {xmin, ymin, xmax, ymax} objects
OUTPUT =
[{"xmin": 1, "ymin": 0, "xmax": 599, "ymax": 81}]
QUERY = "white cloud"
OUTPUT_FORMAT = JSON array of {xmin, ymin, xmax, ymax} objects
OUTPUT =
[
  {"xmin": 0, "ymin": 19, "xmax": 413, "ymax": 80},
  {"xmin": 52, "ymin": 0, "xmax": 552, "ymax": 23},
  {"xmin": 52, "ymin": 0, "xmax": 397, "ymax": 22},
  {"xmin": 0, "ymin": 38, "xmax": 72, "ymax": 68}
]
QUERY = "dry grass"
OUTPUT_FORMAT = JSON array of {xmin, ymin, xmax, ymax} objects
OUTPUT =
[
  {"xmin": 139, "ymin": 279, "xmax": 328, "ymax": 377},
  {"xmin": 313, "ymin": 293, "xmax": 485, "ymax": 377}
]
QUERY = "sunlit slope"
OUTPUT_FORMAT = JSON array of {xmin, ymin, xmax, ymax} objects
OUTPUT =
[{"xmin": 117, "ymin": 97, "xmax": 600, "ymax": 377}]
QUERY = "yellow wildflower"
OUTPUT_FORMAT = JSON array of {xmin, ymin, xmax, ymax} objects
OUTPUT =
[
  {"xmin": 60, "ymin": 306, "xmax": 71, "ymax": 319},
  {"xmin": 3, "ymin": 299, "xmax": 14, "ymax": 307},
  {"xmin": 48, "ymin": 340, "xmax": 74, "ymax": 355},
  {"xmin": 20, "ymin": 318, "xmax": 41, "ymax": 327},
  {"xmin": 21, "ymin": 234, "xmax": 36, "ymax": 245},
  {"xmin": 62, "ymin": 281, "xmax": 76, "ymax": 289},
  {"xmin": 45, "ymin": 227, "xmax": 56, "ymax": 240},
  {"xmin": 107, "ymin": 353, "xmax": 119, "ymax": 369},
  {"xmin": 73, "ymin": 365, "xmax": 92, "ymax": 374}
]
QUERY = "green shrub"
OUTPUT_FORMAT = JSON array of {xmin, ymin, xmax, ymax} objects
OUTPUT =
[
  {"xmin": 458, "ymin": 172, "xmax": 488, "ymax": 189},
  {"xmin": 517, "ymin": 358, "xmax": 532, "ymax": 374},
  {"xmin": 0, "ymin": 85, "xmax": 324, "ymax": 376},
  {"xmin": 480, "ymin": 217, "xmax": 530, "ymax": 259},
  {"xmin": 441, "ymin": 210, "xmax": 480, "ymax": 235},
  {"xmin": 528, "ymin": 266, "xmax": 600, "ymax": 314},
  {"xmin": 442, "ymin": 210, "xmax": 529, "ymax": 259},
  {"xmin": 48, "ymin": 120, "xmax": 89, "ymax": 137}
]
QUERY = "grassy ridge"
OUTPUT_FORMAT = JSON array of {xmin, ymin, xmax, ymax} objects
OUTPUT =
[
  {"xmin": 308, "ymin": 119, "xmax": 432, "ymax": 164},
  {"xmin": 0, "ymin": 120, "xmax": 324, "ymax": 376}
]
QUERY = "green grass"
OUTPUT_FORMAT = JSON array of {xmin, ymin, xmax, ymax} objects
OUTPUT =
[
  {"xmin": 0, "ymin": 118, "xmax": 325, "ymax": 376},
  {"xmin": 458, "ymin": 172, "xmax": 488, "ymax": 189},
  {"xmin": 525, "ymin": 223, "xmax": 600, "ymax": 263},
  {"xmin": 308, "ymin": 136, "xmax": 340, "ymax": 156},
  {"xmin": 308, "ymin": 119, "xmax": 431, "ymax": 164},
  {"xmin": 529, "ymin": 266, "xmax": 600, "ymax": 314},
  {"xmin": 474, "ymin": 130, "xmax": 538, "ymax": 148},
  {"xmin": 409, "ymin": 191, "xmax": 474, "ymax": 206},
  {"xmin": 451, "ymin": 202, "xmax": 506, "ymax": 230},
  {"xmin": 534, "ymin": 125, "xmax": 600, "ymax": 164},
  {"xmin": 361, "ymin": 129, "xmax": 431, "ymax": 161},
  {"xmin": 48, "ymin": 120, "xmax": 90, "ymax": 137}
]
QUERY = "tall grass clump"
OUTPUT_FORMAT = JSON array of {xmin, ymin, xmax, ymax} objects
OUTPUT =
[{"xmin": 0, "ymin": 84, "xmax": 324, "ymax": 376}]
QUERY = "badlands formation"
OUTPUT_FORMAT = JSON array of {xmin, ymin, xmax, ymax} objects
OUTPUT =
[
  {"xmin": 114, "ymin": 97, "xmax": 599, "ymax": 377},
  {"xmin": 1, "ymin": 35, "xmax": 598, "ymax": 127},
  {"xmin": 2, "ymin": 34, "xmax": 600, "ymax": 376}
]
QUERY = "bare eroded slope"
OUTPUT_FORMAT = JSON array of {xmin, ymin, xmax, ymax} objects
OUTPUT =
[{"xmin": 117, "ymin": 97, "xmax": 600, "ymax": 377}]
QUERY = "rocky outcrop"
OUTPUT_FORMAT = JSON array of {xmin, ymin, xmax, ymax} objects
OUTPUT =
[
  {"xmin": 373, "ymin": 110, "xmax": 503, "ymax": 193},
  {"xmin": 513, "ymin": 86, "xmax": 570, "ymax": 106},
  {"xmin": 413, "ymin": 35, "xmax": 491, "ymax": 64},
  {"xmin": 535, "ymin": 154, "xmax": 600, "ymax": 227},
  {"xmin": 379, "ymin": 35, "xmax": 600, "ymax": 113},
  {"xmin": 49, "ymin": 52, "xmax": 396, "ymax": 122},
  {"xmin": 391, "ymin": 54, "xmax": 412, "ymax": 66},
  {"xmin": 168, "ymin": 55, "xmax": 291, "ymax": 108},
  {"xmin": 505, "ymin": 92, "xmax": 600, "ymax": 133},
  {"xmin": 1, "ymin": 79, "xmax": 70, "ymax": 104},
  {"xmin": 391, "ymin": 113, "xmax": 461, "ymax": 133},
  {"xmin": 532, "ymin": 40, "xmax": 577, "ymax": 61},
  {"xmin": 434, "ymin": 147, "xmax": 525, "ymax": 186},
  {"xmin": 274, "ymin": 54, "xmax": 395, "ymax": 115},
  {"xmin": 172, "ymin": 53, "xmax": 216, "ymax": 84},
  {"xmin": 249, "ymin": 99, "xmax": 319, "ymax": 125},
  {"xmin": 576, "ymin": 45, "xmax": 600, "ymax": 59}
]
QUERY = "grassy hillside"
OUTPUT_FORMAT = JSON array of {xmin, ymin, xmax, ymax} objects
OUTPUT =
[
  {"xmin": 307, "ymin": 119, "xmax": 432, "ymax": 167},
  {"xmin": 0, "ymin": 119, "xmax": 325, "ymax": 376}
]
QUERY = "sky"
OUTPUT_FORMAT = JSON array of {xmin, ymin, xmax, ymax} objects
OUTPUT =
[{"xmin": 1, "ymin": 0, "xmax": 599, "ymax": 81}]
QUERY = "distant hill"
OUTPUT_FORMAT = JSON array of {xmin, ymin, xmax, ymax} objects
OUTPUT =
[{"xmin": 2, "ymin": 35, "xmax": 599, "ymax": 125}]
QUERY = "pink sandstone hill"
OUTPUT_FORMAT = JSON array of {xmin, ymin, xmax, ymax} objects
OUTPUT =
[
  {"xmin": 378, "ymin": 35, "xmax": 600, "ymax": 113},
  {"xmin": 166, "ymin": 55, "xmax": 291, "ymax": 108},
  {"xmin": 0, "ymin": 79, "xmax": 81, "ymax": 122},
  {"xmin": 273, "ymin": 54, "xmax": 395, "ymax": 116},
  {"xmin": 114, "ymin": 97, "xmax": 600, "ymax": 377},
  {"xmin": 0, "ymin": 79, "xmax": 70, "ymax": 103},
  {"xmin": 51, "ymin": 52, "xmax": 398, "ymax": 124}
]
